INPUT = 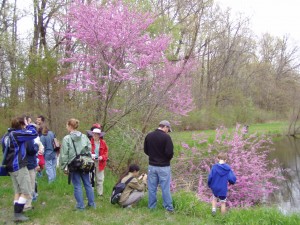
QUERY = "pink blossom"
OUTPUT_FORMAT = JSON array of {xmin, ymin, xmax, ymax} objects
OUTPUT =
[{"xmin": 172, "ymin": 124, "xmax": 283, "ymax": 208}]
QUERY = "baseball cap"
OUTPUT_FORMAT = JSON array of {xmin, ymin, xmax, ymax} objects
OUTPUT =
[{"xmin": 159, "ymin": 120, "xmax": 172, "ymax": 132}]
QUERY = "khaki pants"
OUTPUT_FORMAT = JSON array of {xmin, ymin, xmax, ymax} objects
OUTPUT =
[
  {"xmin": 95, "ymin": 161, "xmax": 104, "ymax": 196},
  {"xmin": 10, "ymin": 167, "xmax": 31, "ymax": 195},
  {"xmin": 121, "ymin": 190, "xmax": 144, "ymax": 207},
  {"xmin": 25, "ymin": 169, "xmax": 36, "ymax": 208}
]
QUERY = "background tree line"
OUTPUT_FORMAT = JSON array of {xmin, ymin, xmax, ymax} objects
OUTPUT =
[{"xmin": 1, "ymin": 0, "xmax": 300, "ymax": 170}]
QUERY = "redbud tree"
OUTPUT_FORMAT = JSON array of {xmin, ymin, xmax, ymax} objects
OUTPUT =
[
  {"xmin": 60, "ymin": 0, "xmax": 195, "ymax": 129},
  {"xmin": 173, "ymin": 124, "xmax": 283, "ymax": 208}
]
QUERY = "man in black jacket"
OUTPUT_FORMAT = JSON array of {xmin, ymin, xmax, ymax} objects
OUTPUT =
[{"xmin": 144, "ymin": 120, "xmax": 174, "ymax": 212}]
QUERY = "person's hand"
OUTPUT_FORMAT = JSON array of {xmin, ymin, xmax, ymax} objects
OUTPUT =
[
  {"xmin": 143, "ymin": 174, "xmax": 148, "ymax": 180},
  {"xmin": 91, "ymin": 154, "xmax": 96, "ymax": 160},
  {"xmin": 27, "ymin": 117, "xmax": 32, "ymax": 124},
  {"xmin": 64, "ymin": 168, "xmax": 69, "ymax": 175},
  {"xmin": 99, "ymin": 156, "xmax": 103, "ymax": 161},
  {"xmin": 143, "ymin": 174, "xmax": 147, "ymax": 181},
  {"xmin": 24, "ymin": 117, "xmax": 28, "ymax": 126}
]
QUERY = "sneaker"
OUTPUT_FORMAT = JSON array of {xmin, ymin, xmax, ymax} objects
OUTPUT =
[
  {"xmin": 32, "ymin": 196, "xmax": 37, "ymax": 201},
  {"xmin": 86, "ymin": 204, "xmax": 96, "ymax": 209},
  {"xmin": 73, "ymin": 208, "xmax": 85, "ymax": 212},
  {"xmin": 166, "ymin": 209, "xmax": 175, "ymax": 214},
  {"xmin": 23, "ymin": 206, "xmax": 34, "ymax": 212},
  {"xmin": 212, "ymin": 210, "xmax": 216, "ymax": 216}
]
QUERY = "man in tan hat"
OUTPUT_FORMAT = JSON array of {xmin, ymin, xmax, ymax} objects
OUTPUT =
[{"xmin": 144, "ymin": 120, "xmax": 174, "ymax": 212}]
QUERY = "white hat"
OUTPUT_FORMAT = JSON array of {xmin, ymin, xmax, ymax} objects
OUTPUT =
[{"xmin": 92, "ymin": 128, "xmax": 101, "ymax": 134}]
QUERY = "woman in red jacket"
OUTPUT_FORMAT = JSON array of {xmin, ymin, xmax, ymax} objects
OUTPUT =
[{"xmin": 90, "ymin": 128, "xmax": 108, "ymax": 197}]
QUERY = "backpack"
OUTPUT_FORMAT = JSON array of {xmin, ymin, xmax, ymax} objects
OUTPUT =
[
  {"xmin": 110, "ymin": 176, "xmax": 134, "ymax": 204},
  {"xmin": 0, "ymin": 135, "xmax": 10, "ymax": 176}
]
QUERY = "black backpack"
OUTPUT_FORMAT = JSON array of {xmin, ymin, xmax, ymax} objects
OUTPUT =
[{"xmin": 110, "ymin": 177, "xmax": 134, "ymax": 204}]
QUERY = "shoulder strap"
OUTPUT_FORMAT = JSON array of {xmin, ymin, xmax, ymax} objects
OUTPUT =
[
  {"xmin": 1, "ymin": 134, "xmax": 10, "ymax": 165},
  {"xmin": 70, "ymin": 138, "xmax": 79, "ymax": 157},
  {"xmin": 124, "ymin": 176, "xmax": 134, "ymax": 185}
]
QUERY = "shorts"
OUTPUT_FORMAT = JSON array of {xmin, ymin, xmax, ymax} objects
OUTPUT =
[
  {"xmin": 9, "ymin": 167, "xmax": 32, "ymax": 195},
  {"xmin": 213, "ymin": 195, "xmax": 227, "ymax": 202}
]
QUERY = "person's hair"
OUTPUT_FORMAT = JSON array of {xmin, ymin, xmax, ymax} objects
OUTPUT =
[
  {"xmin": 25, "ymin": 115, "xmax": 31, "ymax": 121},
  {"xmin": 128, "ymin": 164, "xmax": 140, "ymax": 173},
  {"xmin": 158, "ymin": 124, "xmax": 165, "ymax": 129},
  {"xmin": 117, "ymin": 164, "xmax": 140, "ymax": 183},
  {"xmin": 217, "ymin": 152, "xmax": 228, "ymax": 161},
  {"xmin": 37, "ymin": 115, "xmax": 45, "ymax": 122},
  {"xmin": 67, "ymin": 118, "xmax": 79, "ymax": 129},
  {"xmin": 11, "ymin": 117, "xmax": 25, "ymax": 129},
  {"xmin": 41, "ymin": 124, "xmax": 49, "ymax": 136}
]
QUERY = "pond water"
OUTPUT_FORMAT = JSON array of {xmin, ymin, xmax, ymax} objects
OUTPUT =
[{"xmin": 269, "ymin": 136, "xmax": 300, "ymax": 215}]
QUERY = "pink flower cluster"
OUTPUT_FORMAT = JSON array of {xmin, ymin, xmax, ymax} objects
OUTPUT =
[
  {"xmin": 173, "ymin": 124, "xmax": 283, "ymax": 208},
  {"xmin": 59, "ymin": 0, "xmax": 196, "ymax": 117}
]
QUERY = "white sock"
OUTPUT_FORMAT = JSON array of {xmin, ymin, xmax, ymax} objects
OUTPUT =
[
  {"xmin": 18, "ymin": 197, "xmax": 27, "ymax": 205},
  {"xmin": 212, "ymin": 207, "xmax": 216, "ymax": 212}
]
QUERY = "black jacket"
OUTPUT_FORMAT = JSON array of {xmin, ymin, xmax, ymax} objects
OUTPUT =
[
  {"xmin": 26, "ymin": 140, "xmax": 38, "ymax": 170},
  {"xmin": 144, "ymin": 129, "xmax": 174, "ymax": 167}
]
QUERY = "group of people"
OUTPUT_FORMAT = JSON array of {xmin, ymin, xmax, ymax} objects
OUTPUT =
[
  {"xmin": 1, "ymin": 116, "xmax": 236, "ymax": 222},
  {"xmin": 56, "ymin": 119, "xmax": 175, "ymax": 212},
  {"xmin": 1, "ymin": 115, "xmax": 59, "ymax": 222}
]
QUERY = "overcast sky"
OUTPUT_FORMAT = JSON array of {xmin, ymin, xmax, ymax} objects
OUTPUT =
[
  {"xmin": 215, "ymin": 0, "xmax": 300, "ymax": 45},
  {"xmin": 17, "ymin": 0, "xmax": 300, "ymax": 46}
]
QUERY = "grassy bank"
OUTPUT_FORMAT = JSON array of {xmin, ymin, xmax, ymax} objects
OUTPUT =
[
  {"xmin": 0, "ymin": 168, "xmax": 299, "ymax": 225},
  {"xmin": 1, "ymin": 121, "xmax": 299, "ymax": 224}
]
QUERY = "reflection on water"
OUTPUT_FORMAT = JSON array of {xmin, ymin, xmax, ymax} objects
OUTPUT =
[{"xmin": 269, "ymin": 136, "xmax": 300, "ymax": 214}]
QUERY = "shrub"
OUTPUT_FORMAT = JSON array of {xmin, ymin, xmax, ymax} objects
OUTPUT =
[
  {"xmin": 172, "ymin": 124, "xmax": 283, "ymax": 208},
  {"xmin": 105, "ymin": 125, "xmax": 148, "ymax": 175}
]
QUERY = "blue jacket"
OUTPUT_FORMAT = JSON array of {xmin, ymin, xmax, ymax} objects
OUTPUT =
[
  {"xmin": 26, "ymin": 140, "xmax": 38, "ymax": 170},
  {"xmin": 1, "ymin": 125, "xmax": 38, "ymax": 172},
  {"xmin": 208, "ymin": 163, "xmax": 236, "ymax": 197}
]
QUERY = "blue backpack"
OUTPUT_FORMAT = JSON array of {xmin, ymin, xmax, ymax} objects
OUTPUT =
[{"xmin": 110, "ymin": 177, "xmax": 134, "ymax": 204}]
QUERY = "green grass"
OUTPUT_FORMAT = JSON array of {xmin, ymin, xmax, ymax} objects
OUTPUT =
[
  {"xmin": 170, "ymin": 121, "xmax": 288, "ymax": 152},
  {"xmin": 1, "ymin": 121, "xmax": 299, "ymax": 224},
  {"xmin": 0, "ymin": 168, "xmax": 299, "ymax": 225}
]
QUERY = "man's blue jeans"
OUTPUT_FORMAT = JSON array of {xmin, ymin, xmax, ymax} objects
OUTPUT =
[
  {"xmin": 71, "ymin": 171, "xmax": 95, "ymax": 209},
  {"xmin": 147, "ymin": 165, "xmax": 174, "ymax": 211},
  {"xmin": 45, "ymin": 157, "xmax": 56, "ymax": 183}
]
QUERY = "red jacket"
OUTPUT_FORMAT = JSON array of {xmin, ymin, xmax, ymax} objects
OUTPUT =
[{"xmin": 90, "ymin": 138, "xmax": 108, "ymax": 171}]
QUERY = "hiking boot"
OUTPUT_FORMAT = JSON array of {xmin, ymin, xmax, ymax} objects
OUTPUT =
[
  {"xmin": 13, "ymin": 213, "xmax": 29, "ymax": 222},
  {"xmin": 212, "ymin": 210, "xmax": 216, "ymax": 216}
]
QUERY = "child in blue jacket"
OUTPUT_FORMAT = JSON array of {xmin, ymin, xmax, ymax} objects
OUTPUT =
[{"xmin": 208, "ymin": 152, "xmax": 236, "ymax": 216}]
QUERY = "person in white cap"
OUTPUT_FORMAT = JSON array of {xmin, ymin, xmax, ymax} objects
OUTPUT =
[
  {"xmin": 144, "ymin": 120, "xmax": 174, "ymax": 212},
  {"xmin": 90, "ymin": 128, "xmax": 108, "ymax": 197}
]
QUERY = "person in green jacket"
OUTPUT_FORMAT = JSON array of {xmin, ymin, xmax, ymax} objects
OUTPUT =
[{"xmin": 59, "ymin": 118, "xmax": 95, "ymax": 210}]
